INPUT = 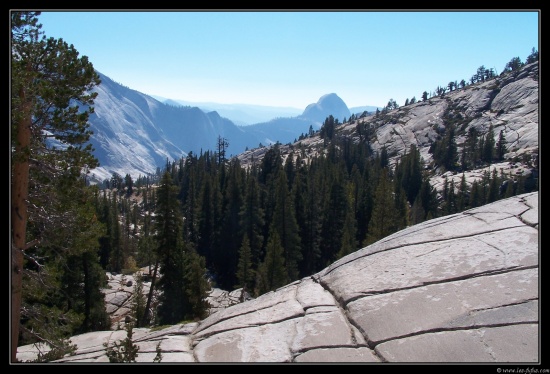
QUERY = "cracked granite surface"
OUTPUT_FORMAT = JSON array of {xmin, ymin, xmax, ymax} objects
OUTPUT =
[{"xmin": 16, "ymin": 192, "xmax": 539, "ymax": 363}]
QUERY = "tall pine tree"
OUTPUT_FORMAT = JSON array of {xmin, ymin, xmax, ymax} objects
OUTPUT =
[
  {"xmin": 11, "ymin": 11, "xmax": 101, "ymax": 360},
  {"xmin": 256, "ymin": 230, "xmax": 287, "ymax": 296},
  {"xmin": 239, "ymin": 174, "xmax": 265, "ymax": 271},
  {"xmin": 236, "ymin": 236, "xmax": 255, "ymax": 293},
  {"xmin": 364, "ymin": 169, "xmax": 399, "ymax": 245},
  {"xmin": 271, "ymin": 170, "xmax": 302, "ymax": 282},
  {"xmin": 154, "ymin": 172, "xmax": 187, "ymax": 325}
]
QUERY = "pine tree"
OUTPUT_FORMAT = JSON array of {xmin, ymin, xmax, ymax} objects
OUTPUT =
[
  {"xmin": 271, "ymin": 170, "xmax": 302, "ymax": 281},
  {"xmin": 97, "ymin": 190, "xmax": 113, "ymax": 269},
  {"xmin": 446, "ymin": 180, "xmax": 457, "ymax": 214},
  {"xmin": 487, "ymin": 168, "xmax": 500, "ymax": 203},
  {"xmin": 296, "ymin": 164, "xmax": 322, "ymax": 276},
  {"xmin": 402, "ymin": 145, "xmax": 423, "ymax": 205},
  {"xmin": 236, "ymin": 235, "xmax": 255, "ymax": 292},
  {"xmin": 441, "ymin": 176, "xmax": 450, "ymax": 213},
  {"xmin": 21, "ymin": 180, "xmax": 109, "ymax": 348},
  {"xmin": 104, "ymin": 323, "xmax": 139, "ymax": 362},
  {"xmin": 478, "ymin": 136, "xmax": 485, "ymax": 165},
  {"xmin": 410, "ymin": 194, "xmax": 425, "ymax": 225},
  {"xmin": 355, "ymin": 164, "xmax": 374, "ymax": 246},
  {"xmin": 216, "ymin": 135, "xmax": 229, "ymax": 164},
  {"xmin": 465, "ymin": 127, "xmax": 479, "ymax": 168},
  {"xmin": 469, "ymin": 180, "xmax": 482, "ymax": 208},
  {"xmin": 319, "ymin": 115, "xmax": 336, "ymax": 141},
  {"xmin": 432, "ymin": 125, "xmax": 458, "ymax": 171},
  {"xmin": 504, "ymin": 56, "xmax": 524, "ymax": 72},
  {"xmin": 180, "ymin": 154, "xmax": 201, "ymax": 247},
  {"xmin": 504, "ymin": 177, "xmax": 516, "ymax": 198},
  {"xmin": 137, "ymin": 234, "xmax": 156, "ymax": 274},
  {"xmin": 258, "ymin": 144, "xmax": 282, "ymax": 186},
  {"xmin": 239, "ymin": 174, "xmax": 265, "ymax": 271},
  {"xmin": 11, "ymin": 11, "xmax": 101, "ymax": 359},
  {"xmin": 457, "ymin": 173, "xmax": 468, "ymax": 212},
  {"xmin": 379, "ymin": 146, "xmax": 389, "ymax": 169},
  {"xmin": 526, "ymin": 47, "xmax": 539, "ymax": 64},
  {"xmin": 516, "ymin": 174, "xmax": 526, "ymax": 195},
  {"xmin": 480, "ymin": 170, "xmax": 491, "ymax": 204},
  {"xmin": 337, "ymin": 183, "xmax": 358, "ymax": 260},
  {"xmin": 483, "ymin": 125, "xmax": 496, "ymax": 163},
  {"xmin": 216, "ymin": 160, "xmax": 245, "ymax": 289},
  {"xmin": 496, "ymin": 130, "xmax": 507, "ymax": 161},
  {"xmin": 320, "ymin": 167, "xmax": 347, "ymax": 266},
  {"xmin": 196, "ymin": 174, "xmax": 217, "ymax": 265},
  {"xmin": 182, "ymin": 249, "xmax": 210, "ymax": 320},
  {"xmin": 284, "ymin": 153, "xmax": 295, "ymax": 188},
  {"xmin": 419, "ymin": 175, "xmax": 438, "ymax": 220},
  {"xmin": 154, "ymin": 172, "xmax": 187, "ymax": 325},
  {"xmin": 132, "ymin": 273, "xmax": 147, "ymax": 327},
  {"xmin": 110, "ymin": 193, "xmax": 123, "ymax": 273},
  {"xmin": 395, "ymin": 185, "xmax": 410, "ymax": 230},
  {"xmin": 460, "ymin": 145, "xmax": 468, "ymax": 171},
  {"xmin": 364, "ymin": 169, "xmax": 399, "ymax": 246},
  {"xmin": 256, "ymin": 230, "xmax": 287, "ymax": 296}
]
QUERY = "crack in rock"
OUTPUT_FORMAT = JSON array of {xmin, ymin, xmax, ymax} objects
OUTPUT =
[
  {"xmin": 194, "ymin": 313, "xmax": 304, "ymax": 341},
  {"xmin": 343, "ymin": 264, "xmax": 538, "ymax": 304},
  {"xmin": 322, "ymin": 222, "xmax": 527, "ymax": 277},
  {"xmin": 370, "ymin": 321, "xmax": 537, "ymax": 346},
  {"xmin": 312, "ymin": 274, "xmax": 384, "ymax": 361}
]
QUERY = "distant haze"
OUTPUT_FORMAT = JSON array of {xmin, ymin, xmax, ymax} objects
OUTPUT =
[
  {"xmin": 156, "ymin": 95, "xmax": 381, "ymax": 126},
  {"xmin": 155, "ymin": 96, "xmax": 303, "ymax": 126}
]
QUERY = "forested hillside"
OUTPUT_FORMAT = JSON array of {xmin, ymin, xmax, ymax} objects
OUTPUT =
[{"xmin": 11, "ymin": 11, "xmax": 538, "ymax": 362}]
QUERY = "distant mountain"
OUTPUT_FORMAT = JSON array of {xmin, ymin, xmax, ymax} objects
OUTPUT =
[
  {"xmin": 349, "ymin": 105, "xmax": 381, "ymax": 116},
  {"xmin": 299, "ymin": 93, "xmax": 351, "ymax": 123},
  {"xmin": 241, "ymin": 117, "xmax": 314, "ymax": 146},
  {"xmin": 146, "ymin": 102, "xmax": 259, "ymax": 157},
  {"xmin": 85, "ymin": 74, "xmax": 375, "ymax": 183},
  {"xmin": 243, "ymin": 93, "xmax": 352, "ymax": 145},
  {"xmin": 154, "ymin": 96, "xmax": 303, "ymax": 126},
  {"xmin": 86, "ymin": 73, "xmax": 186, "ymax": 183},
  {"xmin": 87, "ymin": 72, "xmax": 260, "ymax": 183}
]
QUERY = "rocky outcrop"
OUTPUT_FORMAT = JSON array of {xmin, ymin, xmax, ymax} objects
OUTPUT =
[
  {"xmin": 237, "ymin": 62, "xmax": 539, "ymax": 196},
  {"xmin": 102, "ymin": 270, "xmax": 252, "ymax": 331},
  {"xmin": 17, "ymin": 192, "xmax": 539, "ymax": 363},
  {"xmin": 361, "ymin": 62, "xmax": 539, "ymax": 168}
]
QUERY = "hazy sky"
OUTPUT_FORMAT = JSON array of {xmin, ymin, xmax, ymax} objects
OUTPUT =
[{"xmin": 35, "ymin": 10, "xmax": 539, "ymax": 109}]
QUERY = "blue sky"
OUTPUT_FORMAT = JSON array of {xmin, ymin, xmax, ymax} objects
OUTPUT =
[{"xmin": 36, "ymin": 10, "xmax": 539, "ymax": 109}]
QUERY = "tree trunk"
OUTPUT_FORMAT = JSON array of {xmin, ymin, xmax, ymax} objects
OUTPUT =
[
  {"xmin": 11, "ymin": 97, "xmax": 32, "ymax": 362},
  {"xmin": 141, "ymin": 259, "xmax": 159, "ymax": 327}
]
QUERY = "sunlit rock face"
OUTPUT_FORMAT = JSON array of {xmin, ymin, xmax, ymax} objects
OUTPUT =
[
  {"xmin": 17, "ymin": 192, "xmax": 539, "ymax": 363},
  {"xmin": 238, "ymin": 62, "xmax": 539, "ymax": 199}
]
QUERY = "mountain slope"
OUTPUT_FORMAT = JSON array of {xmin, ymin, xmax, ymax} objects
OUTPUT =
[
  {"xmin": 87, "ymin": 60, "xmax": 538, "ymax": 193},
  {"xmin": 87, "ymin": 73, "xmax": 186, "ymax": 183},
  {"xmin": 237, "ymin": 62, "xmax": 539, "ymax": 193},
  {"xmin": 87, "ymin": 72, "xmax": 261, "ymax": 183},
  {"xmin": 87, "ymin": 83, "xmax": 357, "ymax": 183}
]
